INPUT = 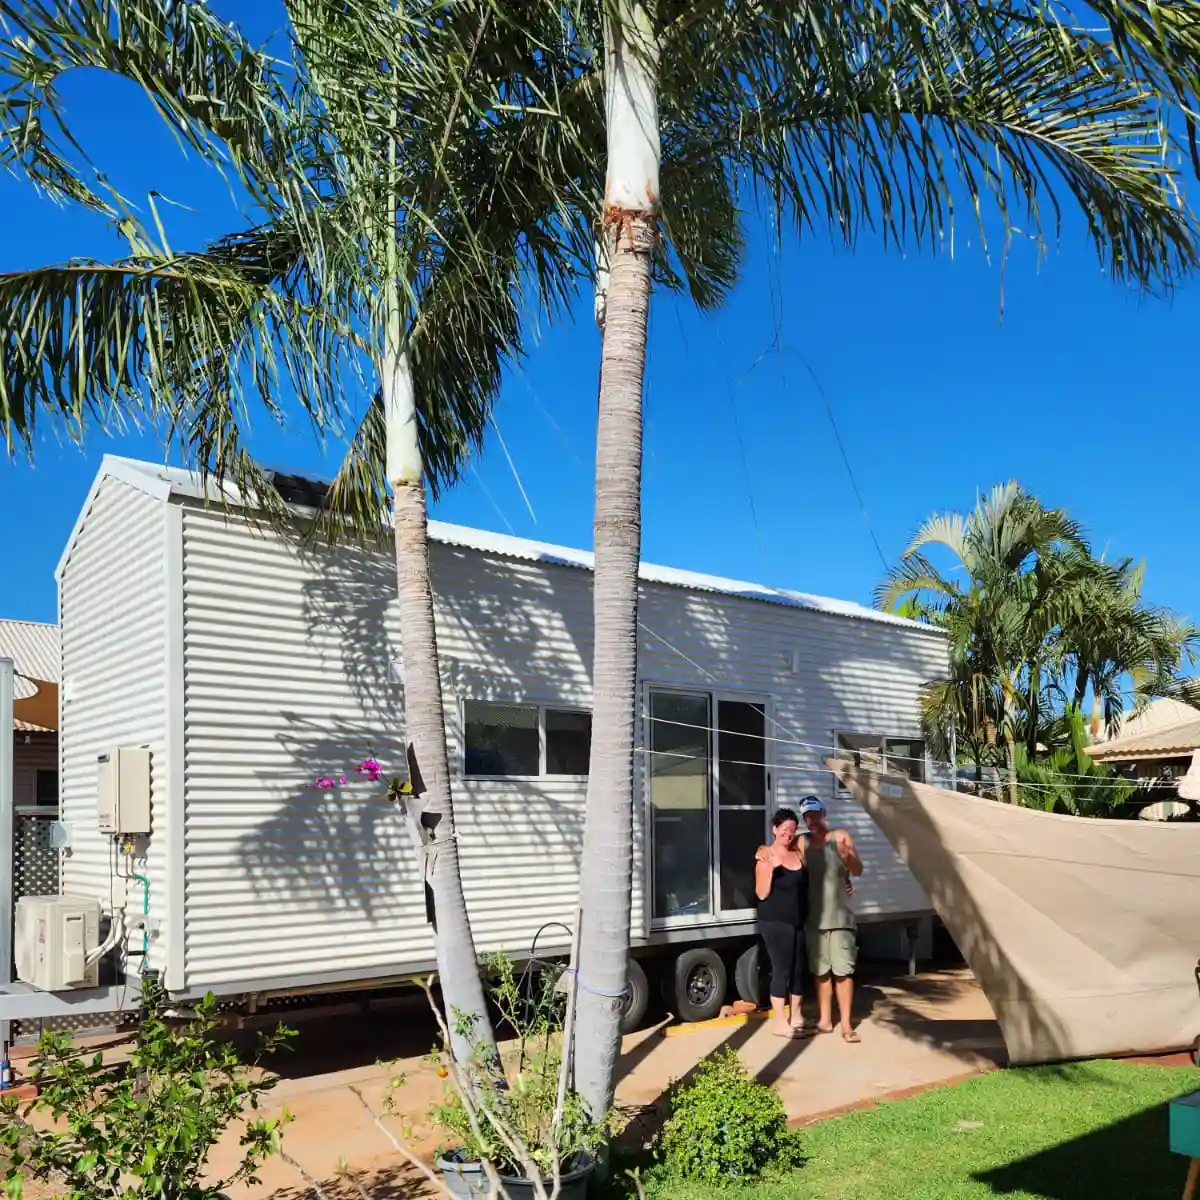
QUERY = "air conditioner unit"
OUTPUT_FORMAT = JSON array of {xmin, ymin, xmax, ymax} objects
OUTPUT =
[{"xmin": 14, "ymin": 895, "xmax": 102, "ymax": 990}]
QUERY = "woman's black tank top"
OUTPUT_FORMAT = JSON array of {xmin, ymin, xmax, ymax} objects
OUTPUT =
[{"xmin": 757, "ymin": 861, "xmax": 808, "ymax": 926}]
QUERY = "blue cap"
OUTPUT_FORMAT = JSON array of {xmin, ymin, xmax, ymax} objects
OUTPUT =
[{"xmin": 798, "ymin": 796, "xmax": 826, "ymax": 816}]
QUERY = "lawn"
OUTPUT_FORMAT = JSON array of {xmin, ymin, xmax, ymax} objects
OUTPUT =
[{"xmin": 636, "ymin": 1060, "xmax": 1200, "ymax": 1200}]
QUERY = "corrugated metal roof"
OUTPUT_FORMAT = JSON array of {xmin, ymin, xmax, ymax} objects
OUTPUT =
[
  {"xmin": 91, "ymin": 456, "xmax": 942, "ymax": 634},
  {"xmin": 0, "ymin": 619, "xmax": 59, "ymax": 731}
]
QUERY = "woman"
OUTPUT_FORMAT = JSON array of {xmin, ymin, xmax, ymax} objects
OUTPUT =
[{"xmin": 755, "ymin": 808, "xmax": 811, "ymax": 1038}]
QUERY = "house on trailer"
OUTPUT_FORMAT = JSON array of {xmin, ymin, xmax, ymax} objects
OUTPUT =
[{"xmin": 43, "ymin": 455, "xmax": 950, "ymax": 1024}]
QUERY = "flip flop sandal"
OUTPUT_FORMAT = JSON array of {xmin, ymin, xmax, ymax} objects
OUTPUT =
[{"xmin": 842, "ymin": 1029, "xmax": 861, "ymax": 1043}]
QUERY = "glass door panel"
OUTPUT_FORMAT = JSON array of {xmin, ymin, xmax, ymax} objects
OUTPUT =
[
  {"xmin": 649, "ymin": 691, "xmax": 713, "ymax": 920},
  {"xmin": 716, "ymin": 700, "xmax": 767, "ymax": 914}
]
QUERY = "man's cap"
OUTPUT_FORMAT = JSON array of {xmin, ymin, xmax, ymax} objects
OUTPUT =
[{"xmin": 798, "ymin": 796, "xmax": 826, "ymax": 816}]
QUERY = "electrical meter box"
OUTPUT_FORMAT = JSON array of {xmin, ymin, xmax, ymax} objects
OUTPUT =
[
  {"xmin": 14, "ymin": 895, "xmax": 102, "ymax": 990},
  {"xmin": 97, "ymin": 747, "xmax": 151, "ymax": 836}
]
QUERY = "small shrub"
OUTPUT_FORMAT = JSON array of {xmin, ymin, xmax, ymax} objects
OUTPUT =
[
  {"xmin": 0, "ymin": 977, "xmax": 293, "ymax": 1199},
  {"xmin": 658, "ymin": 1047, "xmax": 803, "ymax": 1183}
]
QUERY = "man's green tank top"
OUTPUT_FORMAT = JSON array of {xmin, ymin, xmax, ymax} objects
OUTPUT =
[{"xmin": 807, "ymin": 835, "xmax": 856, "ymax": 931}]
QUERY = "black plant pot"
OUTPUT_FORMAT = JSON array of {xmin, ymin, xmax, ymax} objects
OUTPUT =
[{"xmin": 436, "ymin": 1148, "xmax": 594, "ymax": 1199}]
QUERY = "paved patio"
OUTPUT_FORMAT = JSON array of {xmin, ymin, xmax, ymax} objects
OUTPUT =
[{"xmin": 212, "ymin": 967, "xmax": 1005, "ymax": 1197}]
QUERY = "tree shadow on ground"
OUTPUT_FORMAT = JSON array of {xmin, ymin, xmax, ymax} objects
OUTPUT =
[
  {"xmin": 976, "ymin": 1102, "xmax": 1191, "ymax": 1199},
  {"xmin": 270, "ymin": 1162, "xmax": 438, "ymax": 1200}
]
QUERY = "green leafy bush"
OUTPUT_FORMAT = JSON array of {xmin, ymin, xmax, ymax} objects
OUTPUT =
[
  {"xmin": 658, "ymin": 1047, "xmax": 803, "ymax": 1183},
  {"xmin": 0, "ymin": 977, "xmax": 293, "ymax": 1199}
]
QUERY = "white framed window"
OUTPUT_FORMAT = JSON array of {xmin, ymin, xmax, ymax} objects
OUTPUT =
[
  {"xmin": 463, "ymin": 701, "xmax": 591, "ymax": 779},
  {"xmin": 833, "ymin": 731, "xmax": 927, "ymax": 791},
  {"xmin": 17, "ymin": 768, "xmax": 60, "ymax": 815}
]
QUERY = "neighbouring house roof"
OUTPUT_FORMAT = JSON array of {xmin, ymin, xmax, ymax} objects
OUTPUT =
[
  {"xmin": 60, "ymin": 455, "xmax": 946, "ymax": 636},
  {"xmin": 1085, "ymin": 697, "xmax": 1200, "ymax": 762},
  {"xmin": 0, "ymin": 619, "xmax": 59, "ymax": 733}
]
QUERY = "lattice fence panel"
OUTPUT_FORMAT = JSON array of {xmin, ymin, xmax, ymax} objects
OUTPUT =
[{"xmin": 10, "ymin": 816, "xmax": 124, "ymax": 1042}]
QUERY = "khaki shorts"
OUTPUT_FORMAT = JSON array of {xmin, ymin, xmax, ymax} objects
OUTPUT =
[{"xmin": 809, "ymin": 928, "xmax": 858, "ymax": 977}]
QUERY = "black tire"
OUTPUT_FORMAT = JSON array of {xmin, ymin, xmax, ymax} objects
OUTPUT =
[
  {"xmin": 734, "ymin": 942, "xmax": 768, "ymax": 1008},
  {"xmin": 670, "ymin": 948, "xmax": 728, "ymax": 1023},
  {"xmin": 619, "ymin": 958, "xmax": 650, "ymax": 1034}
]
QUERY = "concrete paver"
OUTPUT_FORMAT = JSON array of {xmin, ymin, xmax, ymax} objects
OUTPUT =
[{"xmin": 207, "ymin": 968, "xmax": 1004, "ymax": 1197}]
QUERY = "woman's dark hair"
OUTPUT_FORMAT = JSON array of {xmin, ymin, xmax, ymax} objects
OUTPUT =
[{"xmin": 771, "ymin": 808, "xmax": 799, "ymax": 829}]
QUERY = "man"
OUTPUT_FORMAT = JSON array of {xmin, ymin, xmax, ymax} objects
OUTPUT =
[{"xmin": 799, "ymin": 795, "xmax": 863, "ymax": 1042}]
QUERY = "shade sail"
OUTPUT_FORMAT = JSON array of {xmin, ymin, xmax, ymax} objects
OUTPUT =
[
  {"xmin": 832, "ymin": 762, "xmax": 1200, "ymax": 1065},
  {"xmin": 12, "ymin": 677, "xmax": 58, "ymax": 733}
]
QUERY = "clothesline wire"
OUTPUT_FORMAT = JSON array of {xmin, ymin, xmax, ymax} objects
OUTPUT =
[
  {"xmin": 631, "ymin": 742, "xmax": 1158, "ymax": 793},
  {"xmin": 636, "ymin": 711, "xmax": 1173, "ymax": 789}
]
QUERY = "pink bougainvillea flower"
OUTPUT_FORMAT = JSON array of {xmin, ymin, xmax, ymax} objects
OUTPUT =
[
  {"xmin": 315, "ymin": 776, "xmax": 336, "ymax": 789},
  {"xmin": 356, "ymin": 759, "xmax": 383, "ymax": 782}
]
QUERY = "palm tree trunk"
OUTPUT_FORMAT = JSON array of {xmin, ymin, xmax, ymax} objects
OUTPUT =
[
  {"xmin": 385, "ymin": 340, "xmax": 495, "ymax": 1068},
  {"xmin": 573, "ymin": 0, "xmax": 659, "ymax": 1127}
]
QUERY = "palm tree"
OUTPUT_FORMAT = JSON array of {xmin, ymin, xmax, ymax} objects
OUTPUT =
[
  {"xmin": 0, "ymin": 0, "xmax": 741, "ymax": 1066},
  {"xmin": 879, "ymin": 484, "xmax": 1197, "ymax": 805},
  {"xmin": 0, "ymin": 0, "xmax": 611, "ymax": 1064},
  {"xmin": 1054, "ymin": 557, "xmax": 1197, "ymax": 739},
  {"xmin": 572, "ymin": 1, "xmax": 1200, "ymax": 1119},
  {"xmin": 879, "ymin": 483, "xmax": 1090, "ymax": 800}
]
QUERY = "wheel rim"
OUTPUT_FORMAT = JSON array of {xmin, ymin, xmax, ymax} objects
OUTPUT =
[{"xmin": 687, "ymin": 964, "xmax": 717, "ymax": 1008}]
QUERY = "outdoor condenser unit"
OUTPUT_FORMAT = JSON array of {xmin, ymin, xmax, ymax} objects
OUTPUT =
[{"xmin": 14, "ymin": 895, "xmax": 102, "ymax": 990}]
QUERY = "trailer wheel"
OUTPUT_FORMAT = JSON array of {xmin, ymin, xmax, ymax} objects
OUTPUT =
[
  {"xmin": 670, "ymin": 948, "xmax": 727, "ymax": 1023},
  {"xmin": 733, "ymin": 942, "xmax": 768, "ymax": 1008},
  {"xmin": 619, "ymin": 959, "xmax": 650, "ymax": 1034}
]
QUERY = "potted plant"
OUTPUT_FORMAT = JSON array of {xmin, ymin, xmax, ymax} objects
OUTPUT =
[{"xmin": 430, "ymin": 956, "xmax": 612, "ymax": 1200}]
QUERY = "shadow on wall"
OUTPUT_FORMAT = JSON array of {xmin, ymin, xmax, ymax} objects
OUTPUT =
[
  {"xmin": 235, "ymin": 536, "xmax": 411, "ymax": 922},
  {"xmin": 229, "ymin": 520, "xmax": 948, "ymax": 970},
  {"xmin": 234, "ymin": 537, "xmax": 594, "ymax": 929}
]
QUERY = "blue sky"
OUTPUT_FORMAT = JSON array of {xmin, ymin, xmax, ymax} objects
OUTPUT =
[{"xmin": 2, "ymin": 3, "xmax": 1197, "ymax": 647}]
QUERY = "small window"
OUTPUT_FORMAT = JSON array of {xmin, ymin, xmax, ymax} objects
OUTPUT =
[
  {"xmin": 546, "ymin": 709, "xmax": 591, "ymax": 776},
  {"xmin": 463, "ymin": 702, "xmax": 592, "ymax": 778},
  {"xmin": 464, "ymin": 702, "xmax": 539, "ymax": 777},
  {"xmin": 34, "ymin": 769, "xmax": 59, "ymax": 810},
  {"xmin": 834, "ymin": 732, "xmax": 926, "ymax": 789},
  {"xmin": 884, "ymin": 738, "xmax": 927, "ymax": 783}
]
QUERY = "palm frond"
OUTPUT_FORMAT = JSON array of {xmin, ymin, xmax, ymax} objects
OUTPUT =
[
  {"xmin": 0, "ymin": 0, "xmax": 286, "ymax": 218},
  {"xmin": 659, "ymin": 0, "xmax": 1198, "ymax": 290},
  {"xmin": 0, "ymin": 253, "xmax": 351, "ymax": 454}
]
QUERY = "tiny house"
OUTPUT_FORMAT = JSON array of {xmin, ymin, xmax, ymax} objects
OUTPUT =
[{"xmin": 51, "ymin": 456, "xmax": 949, "ymax": 1023}]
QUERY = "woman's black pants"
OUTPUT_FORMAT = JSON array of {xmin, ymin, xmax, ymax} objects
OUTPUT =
[{"xmin": 760, "ymin": 920, "xmax": 806, "ymax": 999}]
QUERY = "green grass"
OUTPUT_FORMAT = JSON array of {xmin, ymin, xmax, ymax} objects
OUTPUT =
[{"xmin": 633, "ymin": 1060, "xmax": 1200, "ymax": 1200}]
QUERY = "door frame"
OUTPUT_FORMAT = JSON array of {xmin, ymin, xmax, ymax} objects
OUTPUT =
[{"xmin": 642, "ymin": 681, "xmax": 775, "ymax": 931}]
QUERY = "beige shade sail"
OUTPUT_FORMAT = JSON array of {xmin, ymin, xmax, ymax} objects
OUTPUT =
[
  {"xmin": 832, "ymin": 761, "xmax": 1200, "ymax": 1065},
  {"xmin": 12, "ymin": 677, "xmax": 58, "ymax": 732}
]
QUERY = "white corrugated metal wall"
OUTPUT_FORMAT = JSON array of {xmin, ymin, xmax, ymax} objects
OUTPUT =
[
  {"xmin": 176, "ymin": 498, "xmax": 946, "ymax": 993},
  {"xmin": 58, "ymin": 477, "xmax": 171, "ymax": 974}
]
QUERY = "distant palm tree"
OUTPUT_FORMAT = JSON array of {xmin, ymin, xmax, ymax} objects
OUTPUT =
[
  {"xmin": 879, "ymin": 483, "xmax": 1088, "ymax": 799},
  {"xmin": 879, "ymin": 483, "xmax": 1196, "ymax": 802},
  {"xmin": 1054, "ymin": 557, "xmax": 1197, "ymax": 739}
]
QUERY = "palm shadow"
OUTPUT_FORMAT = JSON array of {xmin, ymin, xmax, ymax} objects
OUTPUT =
[{"xmin": 977, "ymin": 1099, "xmax": 1192, "ymax": 1199}]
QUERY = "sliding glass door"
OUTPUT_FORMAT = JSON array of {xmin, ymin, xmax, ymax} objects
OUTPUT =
[{"xmin": 648, "ymin": 688, "xmax": 770, "ymax": 924}]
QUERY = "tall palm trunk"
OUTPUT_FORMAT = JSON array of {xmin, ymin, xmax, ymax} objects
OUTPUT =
[
  {"xmin": 573, "ymin": 0, "xmax": 660, "ymax": 1125},
  {"xmin": 385, "ymin": 333, "xmax": 495, "ymax": 1068}
]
